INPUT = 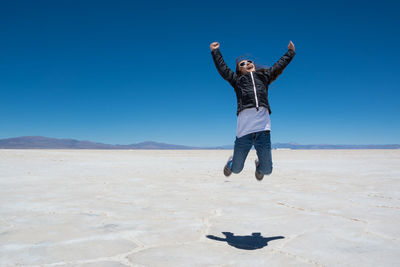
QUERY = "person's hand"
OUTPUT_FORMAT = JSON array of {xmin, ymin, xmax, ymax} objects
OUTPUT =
[
  {"xmin": 210, "ymin": 42, "xmax": 220, "ymax": 51},
  {"xmin": 288, "ymin": 41, "xmax": 295, "ymax": 52}
]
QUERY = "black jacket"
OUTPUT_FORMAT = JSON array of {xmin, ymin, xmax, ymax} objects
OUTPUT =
[{"xmin": 211, "ymin": 48, "xmax": 295, "ymax": 115}]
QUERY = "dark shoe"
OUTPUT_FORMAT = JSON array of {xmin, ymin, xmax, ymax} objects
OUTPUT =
[
  {"xmin": 223, "ymin": 156, "xmax": 233, "ymax": 177},
  {"xmin": 255, "ymin": 159, "xmax": 264, "ymax": 181}
]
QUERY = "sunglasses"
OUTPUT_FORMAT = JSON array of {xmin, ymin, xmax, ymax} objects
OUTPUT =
[{"xmin": 239, "ymin": 60, "xmax": 253, "ymax": 67}]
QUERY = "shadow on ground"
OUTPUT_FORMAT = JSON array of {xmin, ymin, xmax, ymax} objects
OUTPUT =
[{"xmin": 206, "ymin": 232, "xmax": 284, "ymax": 250}]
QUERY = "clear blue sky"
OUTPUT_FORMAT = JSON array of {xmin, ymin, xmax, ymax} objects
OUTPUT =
[{"xmin": 1, "ymin": 0, "xmax": 399, "ymax": 146}]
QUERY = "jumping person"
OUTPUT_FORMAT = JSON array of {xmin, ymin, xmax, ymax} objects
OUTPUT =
[{"xmin": 210, "ymin": 41, "xmax": 295, "ymax": 180}]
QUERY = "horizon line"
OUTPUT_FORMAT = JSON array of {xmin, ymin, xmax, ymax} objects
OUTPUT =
[{"xmin": 0, "ymin": 135, "xmax": 399, "ymax": 147}]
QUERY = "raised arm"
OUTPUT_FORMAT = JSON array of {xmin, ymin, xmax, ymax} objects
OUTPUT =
[
  {"xmin": 265, "ymin": 41, "xmax": 296, "ymax": 84},
  {"xmin": 210, "ymin": 42, "xmax": 237, "ymax": 86}
]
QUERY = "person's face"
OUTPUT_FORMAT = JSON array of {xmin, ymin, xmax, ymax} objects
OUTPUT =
[{"xmin": 238, "ymin": 60, "xmax": 255, "ymax": 74}]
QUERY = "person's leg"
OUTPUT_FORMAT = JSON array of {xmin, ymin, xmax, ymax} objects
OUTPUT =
[
  {"xmin": 229, "ymin": 133, "xmax": 253, "ymax": 174},
  {"xmin": 254, "ymin": 130, "xmax": 273, "ymax": 175}
]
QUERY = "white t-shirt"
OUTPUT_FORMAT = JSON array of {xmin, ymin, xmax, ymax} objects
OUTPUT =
[{"xmin": 236, "ymin": 106, "xmax": 271, "ymax": 138}]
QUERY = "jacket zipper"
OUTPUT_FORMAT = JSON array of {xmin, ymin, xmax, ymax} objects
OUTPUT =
[{"xmin": 250, "ymin": 72, "xmax": 259, "ymax": 110}]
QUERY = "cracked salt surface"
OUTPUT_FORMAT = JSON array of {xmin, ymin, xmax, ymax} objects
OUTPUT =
[{"xmin": 0, "ymin": 149, "xmax": 400, "ymax": 266}]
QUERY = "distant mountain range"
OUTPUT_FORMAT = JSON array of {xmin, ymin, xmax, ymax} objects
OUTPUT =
[
  {"xmin": 0, "ymin": 136, "xmax": 399, "ymax": 150},
  {"xmin": 0, "ymin": 136, "xmax": 200, "ymax": 149}
]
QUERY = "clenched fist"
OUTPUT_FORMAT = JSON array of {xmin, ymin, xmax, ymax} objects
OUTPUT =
[
  {"xmin": 210, "ymin": 42, "xmax": 220, "ymax": 51},
  {"xmin": 288, "ymin": 41, "xmax": 295, "ymax": 52}
]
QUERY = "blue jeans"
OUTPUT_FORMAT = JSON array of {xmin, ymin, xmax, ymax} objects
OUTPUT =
[{"xmin": 227, "ymin": 130, "xmax": 273, "ymax": 175}]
